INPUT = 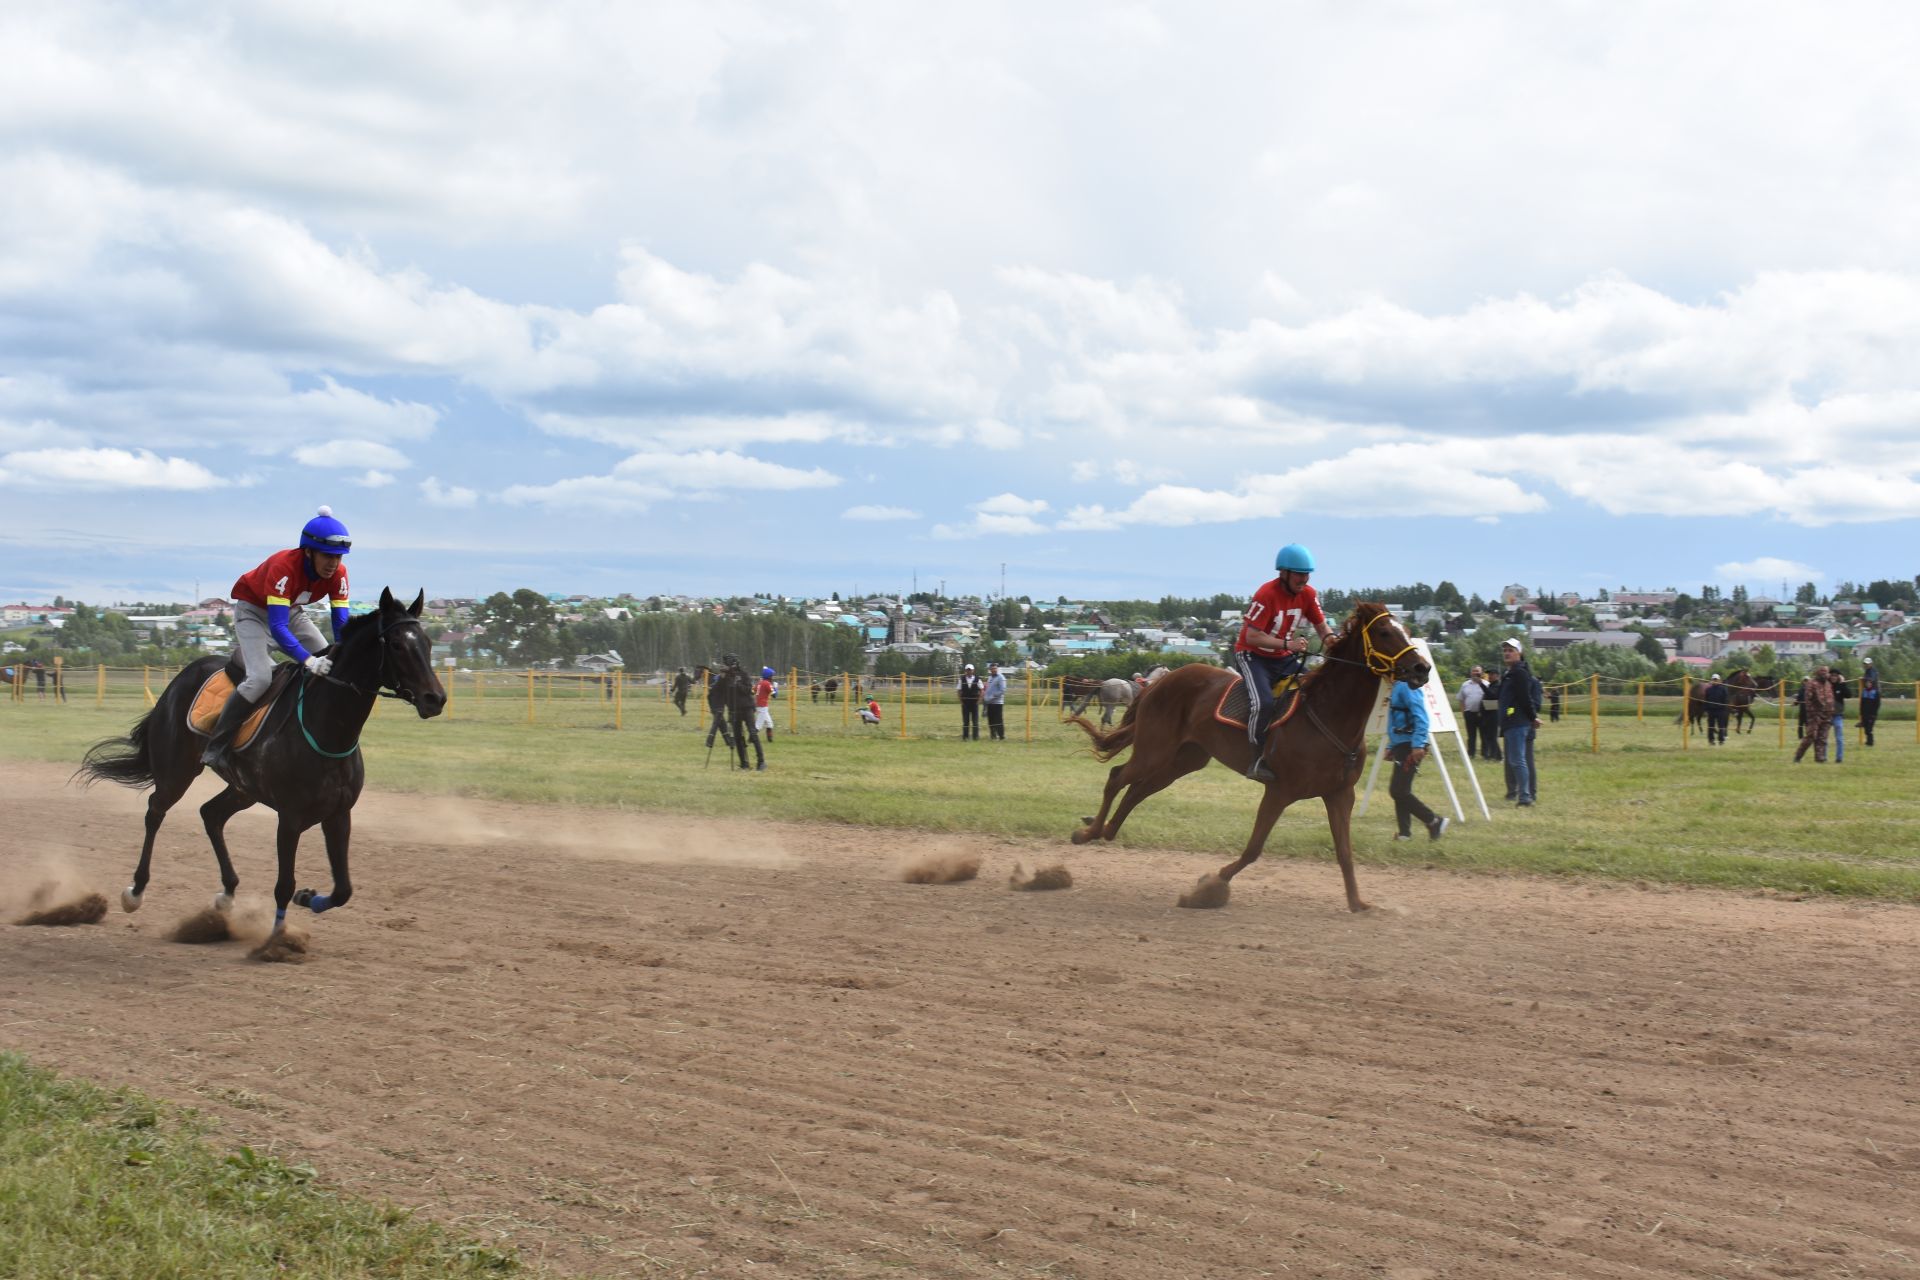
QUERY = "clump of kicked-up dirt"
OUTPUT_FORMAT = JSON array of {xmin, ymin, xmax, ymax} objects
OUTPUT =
[
  {"xmin": 1008, "ymin": 863, "xmax": 1072, "ymax": 891},
  {"xmin": 168, "ymin": 907, "xmax": 237, "ymax": 944},
  {"xmin": 249, "ymin": 930, "xmax": 309, "ymax": 964},
  {"xmin": 15, "ymin": 887, "xmax": 109, "ymax": 926},
  {"xmin": 900, "ymin": 852, "xmax": 982, "ymax": 884},
  {"xmin": 1176, "ymin": 873, "xmax": 1232, "ymax": 909}
]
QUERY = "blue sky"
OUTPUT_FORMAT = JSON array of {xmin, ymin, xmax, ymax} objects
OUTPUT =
[{"xmin": 4, "ymin": 2, "xmax": 1920, "ymax": 608}]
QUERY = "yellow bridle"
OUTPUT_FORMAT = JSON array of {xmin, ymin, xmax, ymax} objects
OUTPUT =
[{"xmin": 1356, "ymin": 610, "xmax": 1418, "ymax": 679}]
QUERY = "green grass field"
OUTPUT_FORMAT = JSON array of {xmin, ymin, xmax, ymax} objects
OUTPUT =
[
  {"xmin": 5, "ymin": 673, "xmax": 1917, "ymax": 901},
  {"xmin": 0, "ymin": 1053, "xmax": 542, "ymax": 1280}
]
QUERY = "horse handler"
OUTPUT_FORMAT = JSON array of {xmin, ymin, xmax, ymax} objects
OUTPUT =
[
  {"xmin": 1793, "ymin": 667, "xmax": 1835, "ymax": 764},
  {"xmin": 1386, "ymin": 669, "xmax": 1447, "ymax": 842}
]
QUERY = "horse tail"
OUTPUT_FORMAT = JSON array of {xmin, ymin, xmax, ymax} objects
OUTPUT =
[
  {"xmin": 74, "ymin": 712, "xmax": 157, "ymax": 790},
  {"xmin": 1068, "ymin": 703, "xmax": 1137, "ymax": 761}
]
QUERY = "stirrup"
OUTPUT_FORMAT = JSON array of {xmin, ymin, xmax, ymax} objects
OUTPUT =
[{"xmin": 1245, "ymin": 754, "xmax": 1276, "ymax": 783}]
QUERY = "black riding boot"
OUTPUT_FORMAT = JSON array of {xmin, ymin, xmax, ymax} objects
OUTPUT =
[
  {"xmin": 199, "ymin": 691, "xmax": 258, "ymax": 769},
  {"xmin": 1245, "ymin": 727, "xmax": 1276, "ymax": 783}
]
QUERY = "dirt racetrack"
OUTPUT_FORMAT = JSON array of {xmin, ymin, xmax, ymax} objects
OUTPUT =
[{"xmin": 3, "ymin": 758, "xmax": 1917, "ymax": 1279}]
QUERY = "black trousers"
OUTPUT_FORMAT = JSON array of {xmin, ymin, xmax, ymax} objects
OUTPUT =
[
  {"xmin": 985, "ymin": 702, "xmax": 1005, "ymax": 739},
  {"xmin": 1388, "ymin": 743, "xmax": 1437, "ymax": 836},
  {"xmin": 1859, "ymin": 698, "xmax": 1879, "ymax": 742},
  {"xmin": 1463, "ymin": 709, "xmax": 1483, "ymax": 757},
  {"xmin": 1478, "ymin": 708, "xmax": 1503, "ymax": 759},
  {"xmin": 960, "ymin": 701, "xmax": 981, "ymax": 739}
]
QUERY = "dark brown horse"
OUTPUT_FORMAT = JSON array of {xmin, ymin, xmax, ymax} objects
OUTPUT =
[
  {"xmin": 1682, "ymin": 669, "xmax": 1762, "ymax": 735},
  {"xmin": 75, "ymin": 589, "xmax": 446, "ymax": 943},
  {"xmin": 1067, "ymin": 603, "xmax": 1426, "ymax": 912}
]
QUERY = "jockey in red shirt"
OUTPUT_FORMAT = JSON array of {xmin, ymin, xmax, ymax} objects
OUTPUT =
[
  {"xmin": 200, "ymin": 506, "xmax": 353, "ymax": 769},
  {"xmin": 1234, "ymin": 543, "xmax": 1336, "ymax": 782}
]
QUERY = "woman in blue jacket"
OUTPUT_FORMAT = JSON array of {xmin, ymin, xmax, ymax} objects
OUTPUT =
[{"xmin": 1387, "ymin": 674, "xmax": 1448, "ymax": 842}]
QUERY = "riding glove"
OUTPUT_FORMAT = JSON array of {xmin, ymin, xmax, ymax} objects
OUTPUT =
[{"xmin": 304, "ymin": 655, "xmax": 333, "ymax": 677}]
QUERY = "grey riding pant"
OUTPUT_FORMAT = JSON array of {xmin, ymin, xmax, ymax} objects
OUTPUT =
[{"xmin": 231, "ymin": 599, "xmax": 326, "ymax": 700}]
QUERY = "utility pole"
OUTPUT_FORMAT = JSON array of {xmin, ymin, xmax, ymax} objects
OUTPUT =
[{"xmin": 1001, "ymin": 562, "xmax": 1006, "ymax": 600}]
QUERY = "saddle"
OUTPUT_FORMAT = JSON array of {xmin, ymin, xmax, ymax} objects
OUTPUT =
[
  {"xmin": 1214, "ymin": 673, "xmax": 1304, "ymax": 733},
  {"xmin": 185, "ymin": 660, "xmax": 302, "ymax": 751}
]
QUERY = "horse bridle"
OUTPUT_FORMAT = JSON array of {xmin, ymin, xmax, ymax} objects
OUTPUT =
[
  {"xmin": 321, "ymin": 612, "xmax": 429, "ymax": 706},
  {"xmin": 1300, "ymin": 610, "xmax": 1424, "ymax": 774}
]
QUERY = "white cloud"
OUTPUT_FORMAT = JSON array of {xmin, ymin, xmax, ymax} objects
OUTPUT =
[
  {"xmin": 842, "ymin": 504, "xmax": 918, "ymax": 521},
  {"xmin": 295, "ymin": 440, "xmax": 412, "ymax": 470},
  {"xmin": 973, "ymin": 493, "xmax": 1050, "ymax": 517},
  {"xmin": 420, "ymin": 476, "xmax": 478, "ymax": 508},
  {"xmin": 932, "ymin": 492, "xmax": 1054, "ymax": 539},
  {"xmin": 0, "ymin": 446, "xmax": 225, "ymax": 491},
  {"xmin": 357, "ymin": 469, "xmax": 397, "ymax": 488},
  {"xmin": 1715, "ymin": 557, "xmax": 1821, "ymax": 585},
  {"xmin": 502, "ymin": 449, "xmax": 839, "ymax": 511}
]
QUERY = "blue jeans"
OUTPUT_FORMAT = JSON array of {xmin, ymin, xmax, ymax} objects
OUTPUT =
[
  {"xmin": 1833, "ymin": 710, "xmax": 1845, "ymax": 763},
  {"xmin": 1503, "ymin": 724, "xmax": 1535, "ymax": 802}
]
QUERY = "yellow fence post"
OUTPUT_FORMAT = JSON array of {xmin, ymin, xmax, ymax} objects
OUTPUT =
[
  {"xmin": 96, "ymin": 664, "xmax": 106, "ymax": 708},
  {"xmin": 614, "ymin": 670, "xmax": 623, "ymax": 730},
  {"xmin": 526, "ymin": 670, "xmax": 535, "ymax": 724},
  {"xmin": 842, "ymin": 672, "xmax": 850, "ymax": 732},
  {"xmin": 789, "ymin": 666, "xmax": 798, "ymax": 737},
  {"xmin": 1589, "ymin": 674, "xmax": 1599, "ymax": 753},
  {"xmin": 143, "ymin": 665, "xmax": 155, "ymax": 707},
  {"xmin": 1025, "ymin": 667, "xmax": 1033, "ymax": 743},
  {"xmin": 1635, "ymin": 681, "xmax": 1644, "ymax": 722},
  {"xmin": 1778, "ymin": 679, "xmax": 1786, "ymax": 747}
]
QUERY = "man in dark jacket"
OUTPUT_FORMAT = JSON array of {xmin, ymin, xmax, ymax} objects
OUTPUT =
[
  {"xmin": 671, "ymin": 667, "xmax": 693, "ymax": 716},
  {"xmin": 1703, "ymin": 674, "xmax": 1730, "ymax": 745},
  {"xmin": 957, "ymin": 663, "xmax": 985, "ymax": 740},
  {"xmin": 1793, "ymin": 667, "xmax": 1836, "ymax": 763},
  {"xmin": 1496, "ymin": 637, "xmax": 1542, "ymax": 806},
  {"xmin": 1858, "ymin": 658, "xmax": 1880, "ymax": 746}
]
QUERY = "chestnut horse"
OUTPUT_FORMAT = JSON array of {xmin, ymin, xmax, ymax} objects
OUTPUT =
[{"xmin": 1068, "ymin": 603, "xmax": 1426, "ymax": 912}]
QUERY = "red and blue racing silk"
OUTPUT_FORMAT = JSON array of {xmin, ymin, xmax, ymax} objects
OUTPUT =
[
  {"xmin": 231, "ymin": 548, "xmax": 350, "ymax": 662},
  {"xmin": 1235, "ymin": 578, "xmax": 1325, "ymax": 655}
]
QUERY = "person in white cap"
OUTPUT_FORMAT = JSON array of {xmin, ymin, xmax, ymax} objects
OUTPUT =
[
  {"xmin": 1496, "ymin": 636, "xmax": 1542, "ymax": 805},
  {"xmin": 1703, "ymin": 673, "xmax": 1730, "ymax": 745},
  {"xmin": 957, "ymin": 662, "xmax": 985, "ymax": 740}
]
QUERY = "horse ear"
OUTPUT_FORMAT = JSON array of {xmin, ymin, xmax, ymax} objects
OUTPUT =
[
  {"xmin": 408, "ymin": 590, "xmax": 424, "ymax": 617},
  {"xmin": 380, "ymin": 586, "xmax": 397, "ymax": 611}
]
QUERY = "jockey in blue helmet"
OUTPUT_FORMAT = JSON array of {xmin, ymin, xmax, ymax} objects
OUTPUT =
[
  {"xmin": 202, "ymin": 506, "xmax": 354, "ymax": 769},
  {"xmin": 1233, "ymin": 542, "xmax": 1335, "ymax": 782}
]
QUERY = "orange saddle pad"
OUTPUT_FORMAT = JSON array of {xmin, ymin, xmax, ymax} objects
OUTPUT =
[{"xmin": 186, "ymin": 670, "xmax": 276, "ymax": 751}]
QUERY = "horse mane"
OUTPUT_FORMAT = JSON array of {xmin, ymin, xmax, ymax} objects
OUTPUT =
[{"xmin": 1292, "ymin": 601, "xmax": 1389, "ymax": 694}]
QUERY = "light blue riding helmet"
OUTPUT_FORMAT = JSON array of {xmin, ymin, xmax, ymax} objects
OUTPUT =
[
  {"xmin": 1274, "ymin": 543, "xmax": 1316, "ymax": 573},
  {"xmin": 300, "ymin": 505, "xmax": 352, "ymax": 554}
]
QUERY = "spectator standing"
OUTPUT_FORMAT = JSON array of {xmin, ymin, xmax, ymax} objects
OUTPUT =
[
  {"xmin": 1793, "ymin": 667, "xmax": 1836, "ymax": 763},
  {"xmin": 1477, "ymin": 668, "xmax": 1503, "ymax": 762},
  {"xmin": 1858, "ymin": 658, "xmax": 1880, "ymax": 746},
  {"xmin": 1703, "ymin": 674, "xmax": 1730, "ymax": 745},
  {"xmin": 705, "ymin": 658, "xmax": 737, "ymax": 751},
  {"xmin": 983, "ymin": 662, "xmax": 1008, "ymax": 740},
  {"xmin": 957, "ymin": 663, "xmax": 985, "ymax": 740},
  {"xmin": 1496, "ymin": 637, "xmax": 1542, "ymax": 806},
  {"xmin": 1830, "ymin": 669, "xmax": 1850, "ymax": 763},
  {"xmin": 29, "ymin": 659, "xmax": 47, "ymax": 699},
  {"xmin": 1458, "ymin": 666, "xmax": 1488, "ymax": 757},
  {"xmin": 1547, "ymin": 687, "xmax": 1562, "ymax": 723},
  {"xmin": 1386, "ymin": 671, "xmax": 1448, "ymax": 843}
]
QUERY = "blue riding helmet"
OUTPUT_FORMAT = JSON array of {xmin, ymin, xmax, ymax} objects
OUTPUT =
[
  {"xmin": 300, "ymin": 506, "xmax": 352, "ymax": 555},
  {"xmin": 1274, "ymin": 543, "xmax": 1316, "ymax": 573},
  {"xmin": 762, "ymin": 666, "xmax": 775, "ymax": 678}
]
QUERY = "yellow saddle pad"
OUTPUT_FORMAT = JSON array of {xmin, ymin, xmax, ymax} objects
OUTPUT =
[{"xmin": 187, "ymin": 670, "xmax": 276, "ymax": 751}]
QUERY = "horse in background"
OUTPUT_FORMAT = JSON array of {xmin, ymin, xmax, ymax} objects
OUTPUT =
[
  {"xmin": 1065, "ymin": 676, "xmax": 1136, "ymax": 726},
  {"xmin": 1068, "ymin": 603, "xmax": 1426, "ymax": 912},
  {"xmin": 1681, "ymin": 668, "xmax": 1762, "ymax": 735}
]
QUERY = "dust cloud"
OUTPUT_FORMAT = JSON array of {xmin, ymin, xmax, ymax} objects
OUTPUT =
[
  {"xmin": 1176, "ymin": 874, "xmax": 1231, "ymax": 909},
  {"xmin": 359, "ymin": 795, "xmax": 798, "ymax": 870},
  {"xmin": 899, "ymin": 852, "xmax": 982, "ymax": 883},
  {"xmin": 2, "ymin": 855, "xmax": 107, "ymax": 926}
]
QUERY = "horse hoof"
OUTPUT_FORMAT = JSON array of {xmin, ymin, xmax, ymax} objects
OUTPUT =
[
  {"xmin": 1070, "ymin": 827, "xmax": 1095, "ymax": 845},
  {"xmin": 212, "ymin": 892, "xmax": 233, "ymax": 913},
  {"xmin": 120, "ymin": 887, "xmax": 142, "ymax": 913}
]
